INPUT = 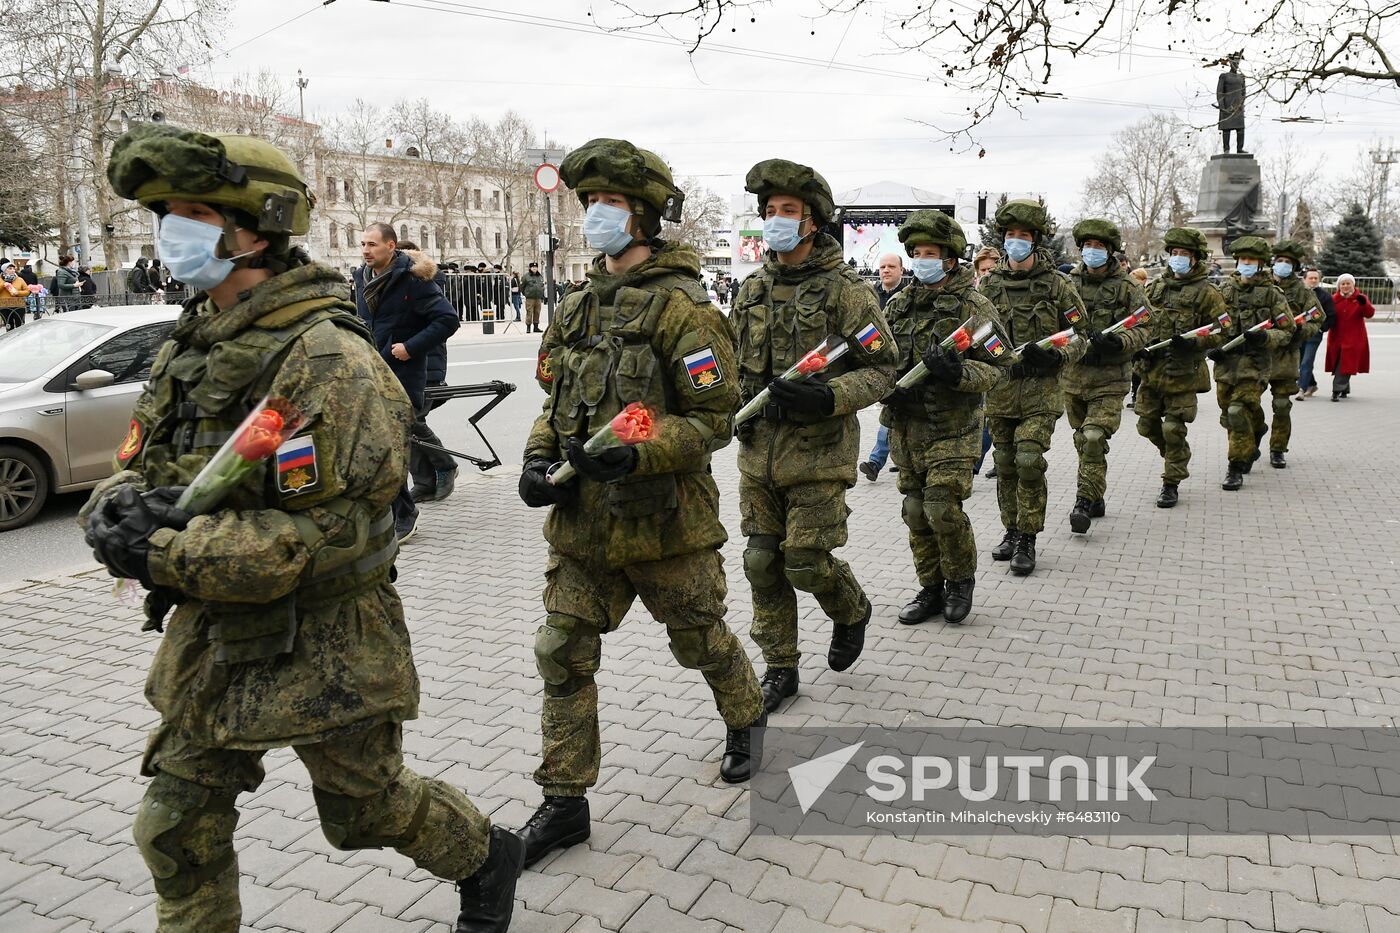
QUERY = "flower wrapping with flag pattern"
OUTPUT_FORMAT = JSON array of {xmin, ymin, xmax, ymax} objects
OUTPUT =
[
  {"xmin": 896, "ymin": 319, "xmax": 995, "ymax": 389},
  {"xmin": 733, "ymin": 335, "xmax": 851, "ymax": 426},
  {"xmin": 547, "ymin": 402, "xmax": 657, "ymax": 485}
]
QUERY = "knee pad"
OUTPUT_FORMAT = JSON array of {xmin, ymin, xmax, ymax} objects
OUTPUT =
[
  {"xmin": 901, "ymin": 493, "xmax": 929, "ymax": 532},
  {"xmin": 668, "ymin": 624, "xmax": 727, "ymax": 672},
  {"xmin": 1136, "ymin": 416, "xmax": 1160, "ymax": 440},
  {"xmin": 1226, "ymin": 402, "xmax": 1249, "ymax": 433},
  {"xmin": 991, "ymin": 445, "xmax": 1015, "ymax": 475},
  {"xmin": 133, "ymin": 772, "xmax": 238, "ymax": 899},
  {"xmin": 1272, "ymin": 395, "xmax": 1291, "ymax": 416},
  {"xmin": 534, "ymin": 613, "xmax": 600, "ymax": 697},
  {"xmin": 783, "ymin": 547, "xmax": 834, "ymax": 593},
  {"xmin": 1080, "ymin": 425, "xmax": 1107, "ymax": 459},
  {"xmin": 924, "ymin": 487, "xmax": 957, "ymax": 535},
  {"xmin": 1014, "ymin": 444, "xmax": 1047, "ymax": 482},
  {"xmin": 743, "ymin": 534, "xmax": 783, "ymax": 589},
  {"xmin": 1162, "ymin": 417, "xmax": 1188, "ymax": 443},
  {"xmin": 314, "ymin": 780, "xmax": 431, "ymax": 851}
]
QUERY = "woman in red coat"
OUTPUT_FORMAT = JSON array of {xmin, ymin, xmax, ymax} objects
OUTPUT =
[{"xmin": 1325, "ymin": 274, "xmax": 1374, "ymax": 401}]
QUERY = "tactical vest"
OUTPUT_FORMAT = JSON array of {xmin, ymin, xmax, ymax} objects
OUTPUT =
[
  {"xmin": 733, "ymin": 267, "xmax": 860, "ymax": 423},
  {"xmin": 1073, "ymin": 271, "xmax": 1136, "ymax": 366},
  {"xmin": 885, "ymin": 283, "xmax": 986, "ymax": 423},
  {"xmin": 1217, "ymin": 278, "xmax": 1282, "ymax": 381},
  {"xmin": 1275, "ymin": 277, "xmax": 1314, "ymax": 350},
  {"xmin": 131, "ymin": 299, "xmax": 398, "ymax": 659},
  {"xmin": 984, "ymin": 269, "xmax": 1070, "ymax": 348}
]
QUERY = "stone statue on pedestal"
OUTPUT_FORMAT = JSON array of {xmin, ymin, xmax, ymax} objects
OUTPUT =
[{"xmin": 1217, "ymin": 53, "xmax": 1246, "ymax": 154}]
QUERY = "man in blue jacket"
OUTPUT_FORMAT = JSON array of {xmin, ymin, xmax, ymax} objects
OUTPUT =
[{"xmin": 354, "ymin": 223, "xmax": 460, "ymax": 540}]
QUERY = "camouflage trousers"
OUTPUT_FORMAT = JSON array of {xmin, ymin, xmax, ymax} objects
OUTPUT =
[
  {"xmin": 1135, "ymin": 383, "xmax": 1200, "ymax": 485},
  {"xmin": 1266, "ymin": 376, "xmax": 1297, "ymax": 453},
  {"xmin": 894, "ymin": 458, "xmax": 977, "ymax": 584},
  {"xmin": 138, "ymin": 722, "xmax": 490, "ymax": 933},
  {"xmin": 739, "ymin": 476, "xmax": 869, "ymax": 670},
  {"xmin": 1065, "ymin": 390, "xmax": 1127, "ymax": 502},
  {"xmin": 534, "ymin": 548, "xmax": 762, "ymax": 796},
  {"xmin": 1216, "ymin": 379, "xmax": 1267, "ymax": 462},
  {"xmin": 988, "ymin": 413, "xmax": 1060, "ymax": 534}
]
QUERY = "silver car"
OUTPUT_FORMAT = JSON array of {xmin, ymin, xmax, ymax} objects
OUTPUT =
[{"xmin": 0, "ymin": 306, "xmax": 180, "ymax": 531}]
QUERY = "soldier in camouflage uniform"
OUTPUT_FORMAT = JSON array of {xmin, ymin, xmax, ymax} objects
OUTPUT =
[
  {"xmin": 1062, "ymin": 219, "xmax": 1152, "ymax": 533},
  {"xmin": 1207, "ymin": 236, "xmax": 1295, "ymax": 490},
  {"xmin": 1263, "ymin": 240, "xmax": 1323, "ymax": 468},
  {"xmin": 80, "ymin": 125, "xmax": 519, "ymax": 933},
  {"xmin": 515, "ymin": 139, "xmax": 765, "ymax": 866},
  {"xmin": 732, "ymin": 159, "xmax": 898, "ymax": 712},
  {"xmin": 978, "ymin": 199, "xmax": 1088, "ymax": 575},
  {"xmin": 882, "ymin": 211, "xmax": 1010, "ymax": 626},
  {"xmin": 1136, "ymin": 227, "xmax": 1227, "ymax": 508}
]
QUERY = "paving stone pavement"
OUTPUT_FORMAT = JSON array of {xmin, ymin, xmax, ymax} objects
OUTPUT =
[{"xmin": 2, "ymin": 336, "xmax": 1399, "ymax": 933}]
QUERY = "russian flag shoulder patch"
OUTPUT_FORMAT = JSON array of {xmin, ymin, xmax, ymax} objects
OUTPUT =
[
  {"xmin": 276, "ymin": 434, "xmax": 320, "ymax": 495},
  {"xmin": 683, "ymin": 346, "xmax": 723, "ymax": 390},
  {"xmin": 856, "ymin": 322, "xmax": 883, "ymax": 353},
  {"xmin": 984, "ymin": 334, "xmax": 1006, "ymax": 357}
]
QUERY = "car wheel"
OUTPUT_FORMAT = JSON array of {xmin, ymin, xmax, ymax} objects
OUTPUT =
[{"xmin": 0, "ymin": 444, "xmax": 49, "ymax": 531}]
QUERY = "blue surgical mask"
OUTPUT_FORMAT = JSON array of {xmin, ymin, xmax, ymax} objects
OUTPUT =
[
  {"xmin": 1237, "ymin": 261, "xmax": 1259, "ymax": 278},
  {"xmin": 911, "ymin": 258, "xmax": 946, "ymax": 284},
  {"xmin": 1168, "ymin": 255, "xmax": 1193, "ymax": 276},
  {"xmin": 1003, "ymin": 237, "xmax": 1034, "ymax": 262},
  {"xmin": 1081, "ymin": 247, "xmax": 1109, "ymax": 269},
  {"xmin": 762, "ymin": 215, "xmax": 803, "ymax": 253},
  {"xmin": 1273, "ymin": 260, "xmax": 1294, "ymax": 278},
  {"xmin": 158, "ymin": 213, "xmax": 254, "ymax": 291},
  {"xmin": 582, "ymin": 202, "xmax": 635, "ymax": 256}
]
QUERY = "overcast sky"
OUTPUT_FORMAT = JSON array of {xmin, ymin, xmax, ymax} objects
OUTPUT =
[{"xmin": 199, "ymin": 0, "xmax": 1400, "ymax": 227}]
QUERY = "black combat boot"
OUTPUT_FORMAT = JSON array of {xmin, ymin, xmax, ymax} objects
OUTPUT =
[
  {"xmin": 456, "ymin": 826, "xmax": 525, "ymax": 933},
  {"xmin": 827, "ymin": 600, "xmax": 870, "ymax": 672},
  {"xmin": 1069, "ymin": 497, "xmax": 1093, "ymax": 534},
  {"xmin": 898, "ymin": 583, "xmax": 944, "ymax": 625},
  {"xmin": 1270, "ymin": 451, "xmax": 1286, "ymax": 469},
  {"xmin": 1155, "ymin": 483, "xmax": 1179, "ymax": 509},
  {"xmin": 1089, "ymin": 499, "xmax": 1105, "ymax": 518},
  {"xmin": 517, "ymin": 796, "xmax": 590, "ymax": 868},
  {"xmin": 991, "ymin": 527, "xmax": 1019, "ymax": 561},
  {"xmin": 1009, "ymin": 533, "xmax": 1037, "ymax": 576},
  {"xmin": 719, "ymin": 711, "xmax": 766, "ymax": 783},
  {"xmin": 1222, "ymin": 462, "xmax": 1245, "ymax": 491},
  {"xmin": 943, "ymin": 578, "xmax": 975, "ymax": 624},
  {"xmin": 1242, "ymin": 443, "xmax": 1262, "ymax": 473},
  {"xmin": 760, "ymin": 667, "xmax": 798, "ymax": 713}
]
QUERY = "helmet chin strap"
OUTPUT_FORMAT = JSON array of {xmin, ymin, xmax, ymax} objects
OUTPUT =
[{"xmin": 216, "ymin": 212, "xmax": 264, "ymax": 269}]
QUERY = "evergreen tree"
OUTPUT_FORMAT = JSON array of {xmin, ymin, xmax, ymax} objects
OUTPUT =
[
  {"xmin": 1317, "ymin": 203, "xmax": 1385, "ymax": 278},
  {"xmin": 978, "ymin": 193, "xmax": 1008, "ymax": 247},
  {"xmin": 1288, "ymin": 198, "xmax": 1315, "ymax": 255},
  {"xmin": 1038, "ymin": 195, "xmax": 1072, "ymax": 266}
]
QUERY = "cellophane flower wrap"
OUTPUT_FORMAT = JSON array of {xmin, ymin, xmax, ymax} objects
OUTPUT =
[
  {"xmin": 175, "ymin": 396, "xmax": 306, "ymax": 514},
  {"xmin": 1146, "ymin": 311, "xmax": 1232, "ymax": 352},
  {"xmin": 734, "ymin": 335, "xmax": 851, "ymax": 426},
  {"xmin": 548, "ymin": 402, "xmax": 657, "ymax": 486},
  {"xmin": 1220, "ymin": 315, "xmax": 1276, "ymax": 352},
  {"xmin": 1103, "ymin": 306, "xmax": 1150, "ymax": 335},
  {"xmin": 895, "ymin": 318, "xmax": 995, "ymax": 390}
]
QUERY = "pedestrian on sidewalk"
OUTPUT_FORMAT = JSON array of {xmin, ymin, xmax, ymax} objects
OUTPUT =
[
  {"xmin": 1296, "ymin": 268, "xmax": 1335, "ymax": 399},
  {"xmin": 397, "ymin": 242, "xmax": 460, "ymax": 504},
  {"xmin": 521, "ymin": 261, "xmax": 546, "ymax": 332},
  {"xmin": 83, "ymin": 123, "xmax": 521, "ymax": 933},
  {"xmin": 1, "ymin": 261, "xmax": 29, "ymax": 329},
  {"xmin": 55, "ymin": 254, "xmax": 80, "ymax": 313},
  {"xmin": 510, "ymin": 268, "xmax": 522, "ymax": 320},
  {"xmin": 1325, "ymin": 274, "xmax": 1373, "ymax": 401},
  {"xmin": 354, "ymin": 222, "xmax": 461, "ymax": 541},
  {"xmin": 859, "ymin": 251, "xmax": 907, "ymax": 482}
]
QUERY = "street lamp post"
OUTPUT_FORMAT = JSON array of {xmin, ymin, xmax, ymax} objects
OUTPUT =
[{"xmin": 296, "ymin": 70, "xmax": 309, "ymax": 122}]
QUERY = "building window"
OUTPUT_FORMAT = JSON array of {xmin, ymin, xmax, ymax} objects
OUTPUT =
[
  {"xmin": 490, "ymin": 190, "xmax": 501, "ymax": 211},
  {"xmin": 343, "ymin": 179, "xmax": 352, "ymax": 201},
  {"xmin": 504, "ymin": 192, "xmax": 512, "ymax": 214},
  {"xmin": 368, "ymin": 181, "xmax": 378, "ymax": 206},
  {"xmin": 420, "ymin": 226, "xmax": 429, "ymax": 247},
  {"xmin": 462, "ymin": 226, "xmax": 471, "ymax": 248},
  {"xmin": 473, "ymin": 189, "xmax": 482, "ymax": 210},
  {"xmin": 400, "ymin": 224, "xmax": 409, "ymax": 243},
  {"xmin": 346, "ymin": 224, "xmax": 355, "ymax": 247},
  {"xmin": 325, "ymin": 176, "xmax": 337, "ymax": 202},
  {"xmin": 494, "ymin": 231, "xmax": 502, "ymax": 251},
  {"xmin": 475, "ymin": 226, "xmax": 482, "ymax": 247},
  {"xmin": 398, "ymin": 182, "xmax": 407, "ymax": 206},
  {"xmin": 330, "ymin": 223, "xmax": 339, "ymax": 249}
]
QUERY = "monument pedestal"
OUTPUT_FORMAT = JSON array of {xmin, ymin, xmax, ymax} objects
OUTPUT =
[{"xmin": 1188, "ymin": 153, "xmax": 1273, "ymax": 263}]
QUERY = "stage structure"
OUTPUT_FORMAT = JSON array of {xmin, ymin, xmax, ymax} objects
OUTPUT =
[{"xmin": 834, "ymin": 181, "xmax": 956, "ymax": 272}]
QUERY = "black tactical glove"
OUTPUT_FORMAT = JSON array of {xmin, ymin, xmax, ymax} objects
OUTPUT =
[
  {"xmin": 921, "ymin": 344, "xmax": 963, "ymax": 386},
  {"xmin": 566, "ymin": 437, "xmax": 639, "ymax": 483},
  {"xmin": 1132, "ymin": 349, "xmax": 1151, "ymax": 363},
  {"xmin": 519, "ymin": 458, "xmax": 575, "ymax": 507},
  {"xmin": 1019, "ymin": 342, "xmax": 1063, "ymax": 376},
  {"xmin": 1243, "ymin": 328, "xmax": 1268, "ymax": 348},
  {"xmin": 883, "ymin": 385, "xmax": 916, "ymax": 406},
  {"xmin": 84, "ymin": 485, "xmax": 191, "ymax": 589},
  {"xmin": 1169, "ymin": 334, "xmax": 1195, "ymax": 356},
  {"xmin": 768, "ymin": 377, "xmax": 836, "ymax": 416},
  {"xmin": 1089, "ymin": 329, "xmax": 1123, "ymax": 352},
  {"xmin": 1206, "ymin": 347, "xmax": 1226, "ymax": 362}
]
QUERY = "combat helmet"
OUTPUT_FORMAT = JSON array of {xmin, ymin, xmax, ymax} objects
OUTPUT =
[
  {"xmin": 1072, "ymin": 218, "xmax": 1122, "ymax": 253},
  {"xmin": 558, "ymin": 138, "xmax": 685, "ymax": 230},
  {"xmin": 1163, "ymin": 227, "xmax": 1210, "ymax": 259},
  {"xmin": 744, "ymin": 159, "xmax": 836, "ymax": 223},
  {"xmin": 108, "ymin": 123, "xmax": 313, "ymax": 251},
  {"xmin": 993, "ymin": 198, "xmax": 1050, "ymax": 237},
  {"xmin": 1271, "ymin": 239, "xmax": 1308, "ymax": 264},
  {"xmin": 1228, "ymin": 236, "xmax": 1272, "ymax": 259},
  {"xmin": 898, "ymin": 210, "xmax": 966, "ymax": 257}
]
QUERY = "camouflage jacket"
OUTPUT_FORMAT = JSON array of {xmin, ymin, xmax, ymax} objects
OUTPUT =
[
  {"xmin": 879, "ymin": 265, "xmax": 1009, "ymax": 463},
  {"xmin": 1214, "ymin": 273, "xmax": 1294, "ymax": 384},
  {"xmin": 732, "ymin": 234, "xmax": 899, "ymax": 487},
  {"xmin": 979, "ymin": 248, "xmax": 1088, "ymax": 418},
  {"xmin": 524, "ymin": 241, "xmax": 737, "ymax": 568},
  {"xmin": 1269, "ymin": 274, "xmax": 1324, "ymax": 377},
  {"xmin": 1060, "ymin": 262, "xmax": 1151, "ymax": 397},
  {"xmin": 79, "ymin": 260, "xmax": 418, "ymax": 749},
  {"xmin": 1139, "ymin": 264, "xmax": 1227, "ymax": 394}
]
